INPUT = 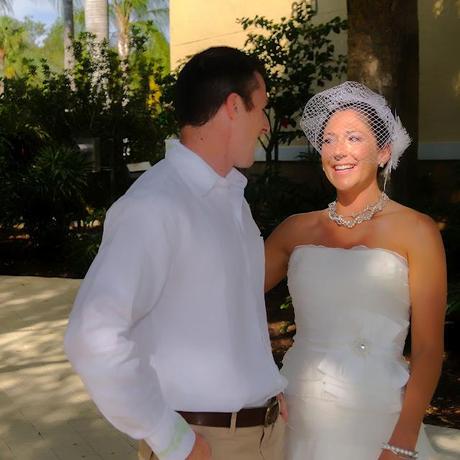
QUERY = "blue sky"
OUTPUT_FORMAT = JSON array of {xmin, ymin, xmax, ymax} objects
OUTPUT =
[
  {"xmin": 12, "ymin": 0, "xmax": 59, "ymax": 27},
  {"xmin": 9, "ymin": 0, "xmax": 170, "ymax": 41}
]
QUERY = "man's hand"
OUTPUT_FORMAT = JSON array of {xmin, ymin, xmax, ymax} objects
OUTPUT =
[
  {"xmin": 277, "ymin": 393, "xmax": 288, "ymax": 422},
  {"xmin": 186, "ymin": 433, "xmax": 211, "ymax": 459}
]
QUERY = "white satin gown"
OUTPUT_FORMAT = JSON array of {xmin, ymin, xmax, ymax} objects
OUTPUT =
[{"xmin": 283, "ymin": 245, "xmax": 439, "ymax": 459}]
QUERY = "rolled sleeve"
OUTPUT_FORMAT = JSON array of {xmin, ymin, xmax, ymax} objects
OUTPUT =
[{"xmin": 145, "ymin": 410, "xmax": 195, "ymax": 460}]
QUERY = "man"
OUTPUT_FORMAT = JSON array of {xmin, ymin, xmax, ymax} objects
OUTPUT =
[{"xmin": 64, "ymin": 46, "xmax": 287, "ymax": 460}]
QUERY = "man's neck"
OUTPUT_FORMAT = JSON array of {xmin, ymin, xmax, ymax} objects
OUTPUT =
[{"xmin": 180, "ymin": 124, "xmax": 232, "ymax": 177}]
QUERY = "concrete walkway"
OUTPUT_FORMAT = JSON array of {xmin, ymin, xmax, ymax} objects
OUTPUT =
[{"xmin": 0, "ymin": 276, "xmax": 459, "ymax": 460}]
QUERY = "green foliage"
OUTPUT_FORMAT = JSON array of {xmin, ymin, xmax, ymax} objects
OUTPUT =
[
  {"xmin": 0, "ymin": 15, "xmax": 33, "ymax": 77},
  {"xmin": 0, "ymin": 15, "xmax": 65, "ymax": 77},
  {"xmin": 0, "ymin": 29, "xmax": 173, "ymax": 250},
  {"xmin": 0, "ymin": 141, "xmax": 90, "ymax": 248},
  {"xmin": 21, "ymin": 145, "xmax": 91, "ymax": 248},
  {"xmin": 131, "ymin": 20, "xmax": 169, "ymax": 71},
  {"xmin": 245, "ymin": 163, "xmax": 333, "ymax": 237},
  {"xmin": 40, "ymin": 20, "xmax": 65, "ymax": 72},
  {"xmin": 66, "ymin": 207, "xmax": 106, "ymax": 274},
  {"xmin": 239, "ymin": 2, "xmax": 347, "ymax": 161}
]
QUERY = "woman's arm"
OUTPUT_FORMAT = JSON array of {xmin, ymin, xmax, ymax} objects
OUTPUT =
[
  {"xmin": 379, "ymin": 213, "xmax": 447, "ymax": 459},
  {"xmin": 264, "ymin": 217, "xmax": 297, "ymax": 292}
]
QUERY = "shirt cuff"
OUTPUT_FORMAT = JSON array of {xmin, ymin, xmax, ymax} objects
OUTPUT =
[{"xmin": 145, "ymin": 410, "xmax": 196, "ymax": 460}]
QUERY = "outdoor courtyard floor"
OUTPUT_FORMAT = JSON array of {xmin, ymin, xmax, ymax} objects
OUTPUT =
[{"xmin": 0, "ymin": 275, "xmax": 459, "ymax": 460}]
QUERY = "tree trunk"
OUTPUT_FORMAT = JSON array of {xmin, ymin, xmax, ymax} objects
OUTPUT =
[
  {"xmin": 0, "ymin": 1, "xmax": 11, "ymax": 15},
  {"xmin": 85, "ymin": 0, "xmax": 109, "ymax": 43},
  {"xmin": 114, "ymin": 5, "xmax": 131, "ymax": 60},
  {"xmin": 62, "ymin": 0, "xmax": 75, "ymax": 70},
  {"xmin": 347, "ymin": 0, "xmax": 419, "ymax": 204}
]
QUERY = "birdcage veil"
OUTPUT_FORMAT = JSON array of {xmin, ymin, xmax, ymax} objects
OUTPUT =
[{"xmin": 300, "ymin": 81, "xmax": 411, "ymax": 175}]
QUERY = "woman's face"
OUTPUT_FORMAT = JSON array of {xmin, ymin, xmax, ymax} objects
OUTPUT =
[{"xmin": 320, "ymin": 109, "xmax": 389, "ymax": 192}]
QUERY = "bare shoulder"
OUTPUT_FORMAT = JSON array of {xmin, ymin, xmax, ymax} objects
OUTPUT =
[
  {"xmin": 278, "ymin": 210, "xmax": 323, "ymax": 233},
  {"xmin": 387, "ymin": 200, "xmax": 438, "ymax": 230},
  {"xmin": 267, "ymin": 210, "xmax": 324, "ymax": 253},
  {"xmin": 386, "ymin": 200, "xmax": 443, "ymax": 251}
]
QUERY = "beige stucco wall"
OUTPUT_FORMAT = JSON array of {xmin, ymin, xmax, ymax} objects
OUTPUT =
[
  {"xmin": 170, "ymin": 0, "xmax": 293, "ymax": 69},
  {"xmin": 169, "ymin": 0, "xmax": 347, "ymax": 159},
  {"xmin": 169, "ymin": 0, "xmax": 347, "ymax": 70},
  {"xmin": 168, "ymin": 0, "xmax": 459, "ymax": 159},
  {"xmin": 418, "ymin": 1, "xmax": 460, "ymax": 158}
]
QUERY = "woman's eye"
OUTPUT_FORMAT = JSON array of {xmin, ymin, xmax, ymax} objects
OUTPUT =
[
  {"xmin": 349, "ymin": 135, "xmax": 362, "ymax": 142},
  {"xmin": 322, "ymin": 137, "xmax": 333, "ymax": 145}
]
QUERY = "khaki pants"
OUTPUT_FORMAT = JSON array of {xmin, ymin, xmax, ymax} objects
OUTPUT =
[{"xmin": 138, "ymin": 415, "xmax": 285, "ymax": 460}]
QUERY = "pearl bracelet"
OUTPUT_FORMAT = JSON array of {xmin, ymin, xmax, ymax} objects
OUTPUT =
[{"xmin": 382, "ymin": 442, "xmax": 419, "ymax": 459}]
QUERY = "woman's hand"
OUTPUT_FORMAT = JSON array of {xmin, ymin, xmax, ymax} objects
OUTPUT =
[{"xmin": 377, "ymin": 449, "xmax": 400, "ymax": 460}]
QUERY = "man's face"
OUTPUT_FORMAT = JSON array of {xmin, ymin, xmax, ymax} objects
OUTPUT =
[{"xmin": 230, "ymin": 73, "xmax": 269, "ymax": 169}]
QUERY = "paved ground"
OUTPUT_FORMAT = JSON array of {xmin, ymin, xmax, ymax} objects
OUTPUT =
[{"xmin": 0, "ymin": 276, "xmax": 459, "ymax": 460}]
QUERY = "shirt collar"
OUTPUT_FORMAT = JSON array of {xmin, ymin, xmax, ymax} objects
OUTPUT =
[{"xmin": 165, "ymin": 139, "xmax": 248, "ymax": 196}]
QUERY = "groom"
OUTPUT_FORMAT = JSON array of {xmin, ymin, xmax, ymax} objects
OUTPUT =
[{"xmin": 64, "ymin": 46, "xmax": 287, "ymax": 460}]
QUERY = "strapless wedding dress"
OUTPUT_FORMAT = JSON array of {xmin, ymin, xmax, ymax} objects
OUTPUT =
[{"xmin": 283, "ymin": 245, "xmax": 439, "ymax": 459}]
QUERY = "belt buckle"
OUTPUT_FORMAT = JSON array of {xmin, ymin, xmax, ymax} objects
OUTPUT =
[{"xmin": 264, "ymin": 397, "xmax": 279, "ymax": 427}]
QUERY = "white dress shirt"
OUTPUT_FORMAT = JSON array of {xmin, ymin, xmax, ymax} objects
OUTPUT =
[{"xmin": 64, "ymin": 140, "xmax": 287, "ymax": 460}]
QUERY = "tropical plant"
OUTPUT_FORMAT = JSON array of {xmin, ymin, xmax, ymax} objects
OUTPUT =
[
  {"xmin": 0, "ymin": 28, "xmax": 171, "ymax": 236},
  {"xmin": 20, "ymin": 145, "xmax": 91, "ymax": 248},
  {"xmin": 0, "ymin": 16, "xmax": 29, "ymax": 80},
  {"xmin": 111, "ymin": 0, "xmax": 169, "ymax": 68},
  {"xmin": 112, "ymin": 0, "xmax": 148, "ymax": 59},
  {"xmin": 239, "ymin": 2, "xmax": 347, "ymax": 161}
]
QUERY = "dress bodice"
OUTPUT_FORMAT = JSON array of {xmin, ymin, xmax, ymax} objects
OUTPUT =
[{"xmin": 284, "ymin": 245, "xmax": 411, "ymax": 412}]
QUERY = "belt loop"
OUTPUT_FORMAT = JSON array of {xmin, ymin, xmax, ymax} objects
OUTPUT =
[{"xmin": 230, "ymin": 411, "xmax": 237, "ymax": 434}]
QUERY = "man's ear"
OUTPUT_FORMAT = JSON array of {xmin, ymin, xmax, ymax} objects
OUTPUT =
[{"xmin": 224, "ymin": 92, "xmax": 242, "ymax": 120}]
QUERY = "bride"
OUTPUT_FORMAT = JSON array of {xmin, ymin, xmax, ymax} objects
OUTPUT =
[{"xmin": 265, "ymin": 82, "xmax": 446, "ymax": 459}]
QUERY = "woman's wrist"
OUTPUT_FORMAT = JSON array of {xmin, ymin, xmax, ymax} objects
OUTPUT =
[
  {"xmin": 382, "ymin": 442, "xmax": 418, "ymax": 458},
  {"xmin": 389, "ymin": 421, "xmax": 420, "ymax": 449}
]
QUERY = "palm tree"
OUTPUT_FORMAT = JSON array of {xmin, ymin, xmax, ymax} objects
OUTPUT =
[
  {"xmin": 62, "ymin": 0, "xmax": 75, "ymax": 69},
  {"xmin": 85, "ymin": 0, "xmax": 109, "ymax": 42},
  {"xmin": 0, "ymin": 16, "xmax": 27, "ymax": 92},
  {"xmin": 111, "ymin": 0, "xmax": 168, "ymax": 60},
  {"xmin": 112, "ymin": 0, "xmax": 146, "ymax": 59},
  {"xmin": 0, "ymin": 0, "xmax": 12, "ymax": 14}
]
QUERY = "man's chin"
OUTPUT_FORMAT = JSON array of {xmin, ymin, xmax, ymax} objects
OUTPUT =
[{"xmin": 235, "ymin": 157, "xmax": 256, "ymax": 170}]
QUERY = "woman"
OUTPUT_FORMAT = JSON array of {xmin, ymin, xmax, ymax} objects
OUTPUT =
[{"xmin": 265, "ymin": 82, "xmax": 446, "ymax": 459}]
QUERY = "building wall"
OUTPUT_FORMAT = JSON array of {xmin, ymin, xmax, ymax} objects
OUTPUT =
[
  {"xmin": 418, "ymin": 1, "xmax": 460, "ymax": 160},
  {"xmin": 170, "ymin": 0, "xmax": 293, "ymax": 68},
  {"xmin": 169, "ymin": 0, "xmax": 459, "ymax": 164},
  {"xmin": 169, "ymin": 0, "xmax": 347, "ymax": 69}
]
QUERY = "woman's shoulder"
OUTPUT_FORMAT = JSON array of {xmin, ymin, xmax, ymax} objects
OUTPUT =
[
  {"xmin": 267, "ymin": 210, "xmax": 325, "ymax": 252},
  {"xmin": 278, "ymin": 210, "xmax": 325, "ymax": 234},
  {"xmin": 387, "ymin": 200, "xmax": 438, "ymax": 229},
  {"xmin": 385, "ymin": 200, "xmax": 442, "ymax": 249}
]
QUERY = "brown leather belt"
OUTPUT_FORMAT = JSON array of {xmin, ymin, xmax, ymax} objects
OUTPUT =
[{"xmin": 178, "ymin": 397, "xmax": 279, "ymax": 428}]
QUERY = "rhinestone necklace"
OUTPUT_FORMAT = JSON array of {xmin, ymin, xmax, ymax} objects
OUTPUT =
[{"xmin": 328, "ymin": 192, "xmax": 389, "ymax": 228}]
